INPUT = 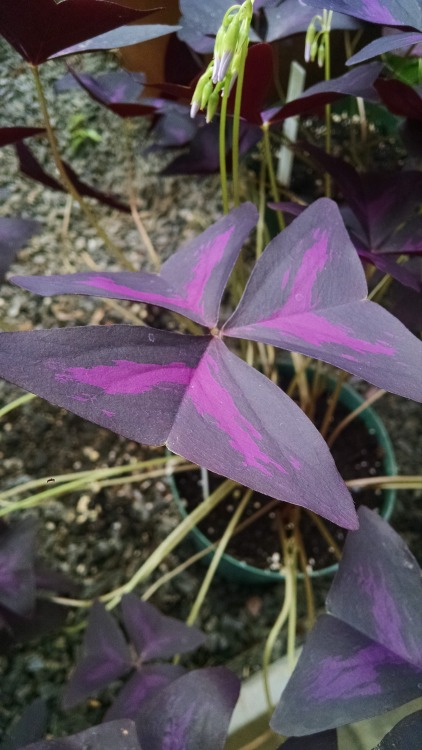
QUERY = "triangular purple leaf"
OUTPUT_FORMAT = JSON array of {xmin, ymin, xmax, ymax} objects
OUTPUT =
[
  {"xmin": 62, "ymin": 601, "xmax": 132, "ymax": 709},
  {"xmin": 262, "ymin": 63, "xmax": 382, "ymax": 125},
  {"xmin": 348, "ymin": 32, "xmax": 422, "ymax": 65},
  {"xmin": 135, "ymin": 667, "xmax": 240, "ymax": 750},
  {"xmin": 52, "ymin": 24, "xmax": 181, "ymax": 58},
  {"xmin": 372, "ymin": 710, "xmax": 422, "ymax": 750},
  {"xmin": 224, "ymin": 200, "xmax": 422, "ymax": 402},
  {"xmin": 0, "ymin": 517, "xmax": 37, "ymax": 616},
  {"xmin": 327, "ymin": 507, "xmax": 422, "ymax": 668},
  {"xmin": 15, "ymin": 142, "xmax": 130, "ymax": 214},
  {"xmin": 168, "ymin": 338, "xmax": 357, "ymax": 528},
  {"xmin": 0, "ymin": 326, "xmax": 357, "ymax": 528},
  {"xmin": 12, "ymin": 203, "xmax": 258, "ymax": 328},
  {"xmin": 0, "ymin": 217, "xmax": 40, "ymax": 282},
  {"xmin": 303, "ymin": 0, "xmax": 422, "ymax": 30},
  {"xmin": 271, "ymin": 508, "xmax": 422, "ymax": 736},
  {"xmin": 0, "ymin": 0, "xmax": 159, "ymax": 65},
  {"xmin": 64, "ymin": 69, "xmax": 158, "ymax": 119},
  {"xmin": 25, "ymin": 720, "xmax": 142, "ymax": 750},
  {"xmin": 105, "ymin": 664, "xmax": 185, "ymax": 721},
  {"xmin": 121, "ymin": 594, "xmax": 206, "ymax": 662},
  {"xmin": 0, "ymin": 127, "xmax": 45, "ymax": 148}
]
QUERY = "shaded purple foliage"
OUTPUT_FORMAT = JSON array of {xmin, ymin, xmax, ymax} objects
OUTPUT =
[
  {"xmin": 15, "ymin": 142, "xmax": 130, "ymax": 214},
  {"xmin": 300, "ymin": 143, "xmax": 422, "ymax": 289},
  {"xmin": 0, "ymin": 217, "xmax": 40, "ymax": 283},
  {"xmin": 135, "ymin": 667, "xmax": 240, "ymax": 750},
  {"xmin": 0, "ymin": 518, "xmax": 76, "ymax": 648},
  {"xmin": 25, "ymin": 720, "xmax": 142, "ymax": 750},
  {"xmin": 262, "ymin": 63, "xmax": 382, "ymax": 125},
  {"xmin": 0, "ymin": 0, "xmax": 159, "ymax": 65},
  {"xmin": 63, "ymin": 595, "xmax": 205, "ymax": 719},
  {"xmin": 271, "ymin": 508, "xmax": 422, "ymax": 736},
  {"xmin": 59, "ymin": 69, "xmax": 155, "ymax": 119},
  {"xmin": 375, "ymin": 79, "xmax": 422, "ymax": 121}
]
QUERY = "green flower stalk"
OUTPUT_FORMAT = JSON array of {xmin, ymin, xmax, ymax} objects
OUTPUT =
[{"xmin": 190, "ymin": 0, "xmax": 254, "ymax": 122}]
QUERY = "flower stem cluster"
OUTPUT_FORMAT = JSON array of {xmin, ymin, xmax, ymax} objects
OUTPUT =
[
  {"xmin": 304, "ymin": 9, "xmax": 333, "ymax": 67},
  {"xmin": 190, "ymin": 0, "xmax": 254, "ymax": 122}
]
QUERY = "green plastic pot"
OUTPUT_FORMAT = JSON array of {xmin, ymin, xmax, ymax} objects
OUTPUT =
[{"xmin": 169, "ymin": 369, "xmax": 397, "ymax": 585}]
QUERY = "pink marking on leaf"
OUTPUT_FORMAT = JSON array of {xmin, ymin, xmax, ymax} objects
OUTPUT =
[
  {"xmin": 188, "ymin": 354, "xmax": 287, "ymax": 476},
  {"xmin": 55, "ymin": 360, "xmax": 195, "ymax": 395},
  {"xmin": 80, "ymin": 276, "xmax": 190, "ymax": 310},
  {"xmin": 180, "ymin": 227, "xmax": 234, "ymax": 316},
  {"xmin": 310, "ymin": 643, "xmax": 403, "ymax": 703},
  {"xmin": 280, "ymin": 230, "xmax": 329, "ymax": 315},
  {"xmin": 258, "ymin": 312, "xmax": 395, "ymax": 356}
]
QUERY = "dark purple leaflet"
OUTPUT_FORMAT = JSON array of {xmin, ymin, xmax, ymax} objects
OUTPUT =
[
  {"xmin": 271, "ymin": 508, "xmax": 422, "ymax": 736},
  {"xmin": 303, "ymin": 0, "xmax": 422, "ymax": 30},
  {"xmin": 348, "ymin": 32, "xmax": 422, "ymax": 65},
  {"xmin": 0, "ymin": 0, "xmax": 158, "ymax": 65},
  {"xmin": 224, "ymin": 200, "xmax": 422, "ymax": 402},
  {"xmin": 25, "ymin": 720, "xmax": 142, "ymax": 750},
  {"xmin": 0, "ymin": 517, "xmax": 37, "ymax": 616},
  {"xmin": 0, "ymin": 126, "xmax": 45, "ymax": 148},
  {"xmin": 0, "ymin": 217, "xmax": 40, "ymax": 282}
]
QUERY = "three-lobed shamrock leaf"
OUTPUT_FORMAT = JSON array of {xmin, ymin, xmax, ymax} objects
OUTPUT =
[
  {"xmin": 0, "ymin": 0, "xmax": 160, "ymax": 65},
  {"xmin": 1, "ymin": 201, "xmax": 421, "ymax": 530},
  {"xmin": 63, "ymin": 595, "xmax": 205, "ymax": 719},
  {"xmin": 271, "ymin": 507, "xmax": 422, "ymax": 736}
]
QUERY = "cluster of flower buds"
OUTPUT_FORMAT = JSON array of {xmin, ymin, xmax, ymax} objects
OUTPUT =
[
  {"xmin": 304, "ymin": 9, "xmax": 333, "ymax": 67},
  {"xmin": 190, "ymin": 0, "xmax": 254, "ymax": 122}
]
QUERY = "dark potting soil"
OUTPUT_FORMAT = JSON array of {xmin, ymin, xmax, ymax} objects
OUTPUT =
[{"xmin": 176, "ymin": 394, "xmax": 387, "ymax": 573}]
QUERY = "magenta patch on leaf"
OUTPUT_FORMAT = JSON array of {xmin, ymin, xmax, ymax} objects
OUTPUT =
[
  {"xmin": 55, "ymin": 360, "xmax": 195, "ymax": 395},
  {"xmin": 260, "ymin": 312, "xmax": 396, "ymax": 356},
  {"xmin": 182, "ymin": 227, "xmax": 234, "ymax": 316},
  {"xmin": 310, "ymin": 642, "xmax": 403, "ymax": 703},
  {"xmin": 280, "ymin": 229, "xmax": 329, "ymax": 315},
  {"xmin": 80, "ymin": 276, "xmax": 189, "ymax": 310},
  {"xmin": 188, "ymin": 352, "xmax": 287, "ymax": 476}
]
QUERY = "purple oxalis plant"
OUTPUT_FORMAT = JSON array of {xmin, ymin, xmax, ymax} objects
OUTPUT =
[
  {"xmin": 63, "ymin": 594, "xmax": 205, "ymax": 719},
  {"xmin": 0, "ymin": 201, "xmax": 421, "ymax": 531},
  {"xmin": 271, "ymin": 507, "xmax": 422, "ymax": 736}
]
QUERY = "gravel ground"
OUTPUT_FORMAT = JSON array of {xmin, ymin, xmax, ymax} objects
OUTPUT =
[{"xmin": 0, "ymin": 37, "xmax": 421, "ymax": 739}]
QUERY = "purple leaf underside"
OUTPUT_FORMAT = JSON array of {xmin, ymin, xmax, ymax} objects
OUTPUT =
[
  {"xmin": 224, "ymin": 199, "xmax": 422, "ymax": 402},
  {"xmin": 0, "ymin": 698, "xmax": 48, "ymax": 750},
  {"xmin": 15, "ymin": 142, "xmax": 130, "ymax": 214},
  {"xmin": 52, "ymin": 24, "xmax": 181, "ymax": 58},
  {"xmin": 271, "ymin": 508, "xmax": 422, "ymax": 736},
  {"xmin": 135, "ymin": 667, "xmax": 240, "ymax": 750},
  {"xmin": 0, "ymin": 0, "xmax": 159, "ymax": 65},
  {"xmin": 348, "ymin": 32, "xmax": 422, "ymax": 65},
  {"xmin": 62, "ymin": 602, "xmax": 132, "ymax": 709},
  {"xmin": 121, "ymin": 594, "xmax": 206, "ymax": 661},
  {"xmin": 375, "ymin": 79, "xmax": 422, "ymax": 121},
  {"xmin": 303, "ymin": 0, "xmax": 422, "ymax": 31},
  {"xmin": 262, "ymin": 63, "xmax": 382, "ymax": 125},
  {"xmin": 12, "ymin": 203, "xmax": 258, "ymax": 328},
  {"xmin": 0, "ymin": 326, "xmax": 357, "ymax": 528},
  {"xmin": 25, "ymin": 720, "xmax": 142, "ymax": 750},
  {"xmin": 105, "ymin": 664, "xmax": 186, "ymax": 721},
  {"xmin": 65, "ymin": 69, "xmax": 158, "ymax": 119}
]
